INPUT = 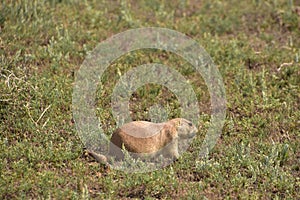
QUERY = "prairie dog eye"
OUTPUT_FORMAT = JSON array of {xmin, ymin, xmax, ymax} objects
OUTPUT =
[{"xmin": 188, "ymin": 122, "xmax": 193, "ymax": 126}]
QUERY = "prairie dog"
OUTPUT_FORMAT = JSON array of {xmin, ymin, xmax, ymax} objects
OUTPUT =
[{"xmin": 87, "ymin": 118, "xmax": 198, "ymax": 164}]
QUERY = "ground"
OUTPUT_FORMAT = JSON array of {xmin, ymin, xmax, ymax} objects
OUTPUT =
[{"xmin": 0, "ymin": 0, "xmax": 299, "ymax": 199}]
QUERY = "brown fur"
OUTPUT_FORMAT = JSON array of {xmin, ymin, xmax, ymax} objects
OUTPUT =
[{"xmin": 88, "ymin": 118, "xmax": 198, "ymax": 164}]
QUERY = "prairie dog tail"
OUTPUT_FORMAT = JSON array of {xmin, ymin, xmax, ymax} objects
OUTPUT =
[{"xmin": 87, "ymin": 150, "xmax": 108, "ymax": 164}]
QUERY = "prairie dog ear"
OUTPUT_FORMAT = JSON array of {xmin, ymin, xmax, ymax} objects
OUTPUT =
[{"xmin": 164, "ymin": 123, "xmax": 178, "ymax": 139}]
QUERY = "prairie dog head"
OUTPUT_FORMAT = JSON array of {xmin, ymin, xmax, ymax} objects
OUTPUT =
[{"xmin": 170, "ymin": 118, "xmax": 198, "ymax": 139}]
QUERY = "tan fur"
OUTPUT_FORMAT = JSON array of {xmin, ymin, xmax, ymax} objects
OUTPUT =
[{"xmin": 88, "ymin": 118, "xmax": 198, "ymax": 164}]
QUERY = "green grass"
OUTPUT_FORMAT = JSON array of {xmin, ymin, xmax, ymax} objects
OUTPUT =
[{"xmin": 0, "ymin": 0, "xmax": 299, "ymax": 199}]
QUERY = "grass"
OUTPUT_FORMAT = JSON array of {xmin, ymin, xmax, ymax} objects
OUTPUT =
[{"xmin": 0, "ymin": 0, "xmax": 299, "ymax": 199}]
